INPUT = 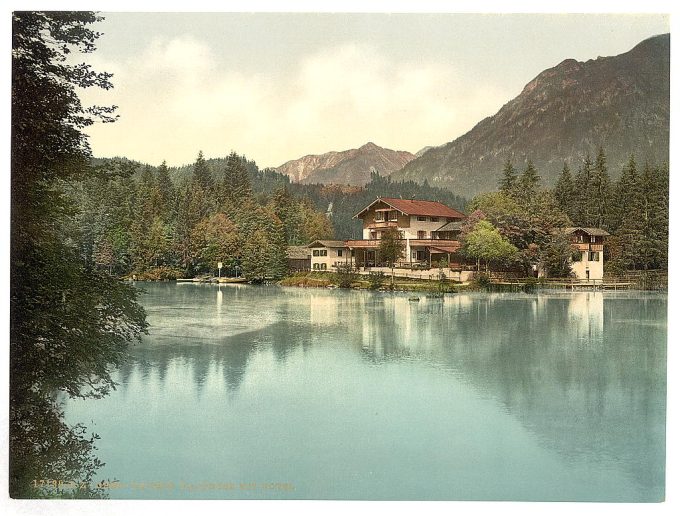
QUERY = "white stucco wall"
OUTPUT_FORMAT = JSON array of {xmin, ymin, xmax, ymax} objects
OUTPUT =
[
  {"xmin": 310, "ymin": 247, "xmax": 353, "ymax": 270},
  {"xmin": 570, "ymin": 250, "xmax": 604, "ymax": 281}
]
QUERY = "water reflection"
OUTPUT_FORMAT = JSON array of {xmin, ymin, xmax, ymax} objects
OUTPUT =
[{"xmin": 68, "ymin": 284, "xmax": 665, "ymax": 501}]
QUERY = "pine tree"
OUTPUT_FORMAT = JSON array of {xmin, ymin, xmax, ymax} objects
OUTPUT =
[
  {"xmin": 517, "ymin": 160, "xmax": 540, "ymax": 205},
  {"xmin": 154, "ymin": 160, "xmax": 175, "ymax": 216},
  {"xmin": 590, "ymin": 147, "xmax": 610, "ymax": 229},
  {"xmin": 572, "ymin": 155, "xmax": 593, "ymax": 226},
  {"xmin": 192, "ymin": 151, "xmax": 213, "ymax": 193},
  {"xmin": 498, "ymin": 159, "xmax": 517, "ymax": 196},
  {"xmin": 222, "ymin": 152, "xmax": 253, "ymax": 212},
  {"xmin": 609, "ymin": 155, "xmax": 638, "ymax": 232},
  {"xmin": 553, "ymin": 163, "xmax": 575, "ymax": 219}
]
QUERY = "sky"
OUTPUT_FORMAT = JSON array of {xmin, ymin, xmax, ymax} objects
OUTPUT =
[{"xmin": 75, "ymin": 12, "xmax": 670, "ymax": 169}]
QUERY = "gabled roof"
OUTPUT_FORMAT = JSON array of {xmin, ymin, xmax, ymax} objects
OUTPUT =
[
  {"xmin": 287, "ymin": 246, "xmax": 311, "ymax": 259},
  {"xmin": 306, "ymin": 240, "xmax": 346, "ymax": 248},
  {"xmin": 354, "ymin": 197, "xmax": 466, "ymax": 219},
  {"xmin": 564, "ymin": 227, "xmax": 610, "ymax": 237}
]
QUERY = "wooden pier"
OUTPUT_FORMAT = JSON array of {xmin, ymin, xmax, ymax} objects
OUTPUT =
[{"xmin": 491, "ymin": 281, "xmax": 633, "ymax": 292}]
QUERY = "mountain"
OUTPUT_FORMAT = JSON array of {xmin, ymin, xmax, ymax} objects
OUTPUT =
[
  {"xmin": 392, "ymin": 34, "xmax": 670, "ymax": 199},
  {"xmin": 276, "ymin": 142, "xmax": 415, "ymax": 185}
]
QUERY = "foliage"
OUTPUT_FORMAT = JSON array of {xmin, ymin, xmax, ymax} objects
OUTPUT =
[
  {"xmin": 462, "ymin": 220, "xmax": 518, "ymax": 272},
  {"xmin": 553, "ymin": 163, "xmax": 575, "ymax": 217},
  {"xmin": 11, "ymin": 12, "xmax": 148, "ymax": 497},
  {"xmin": 539, "ymin": 232, "xmax": 576, "ymax": 278},
  {"xmin": 378, "ymin": 227, "xmax": 405, "ymax": 267},
  {"xmin": 190, "ymin": 213, "xmax": 240, "ymax": 272},
  {"xmin": 472, "ymin": 273, "xmax": 492, "ymax": 290},
  {"xmin": 498, "ymin": 159, "xmax": 517, "ymax": 195},
  {"xmin": 335, "ymin": 263, "xmax": 359, "ymax": 288},
  {"xmin": 367, "ymin": 271, "xmax": 386, "ymax": 290}
]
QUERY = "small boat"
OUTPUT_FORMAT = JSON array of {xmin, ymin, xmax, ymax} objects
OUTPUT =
[{"xmin": 408, "ymin": 297, "xmax": 420, "ymax": 302}]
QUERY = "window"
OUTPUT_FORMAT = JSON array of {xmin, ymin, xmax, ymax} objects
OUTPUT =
[
  {"xmin": 321, "ymin": 263, "xmax": 327, "ymax": 270},
  {"xmin": 417, "ymin": 231, "xmax": 426, "ymax": 239},
  {"xmin": 412, "ymin": 250, "xmax": 418, "ymax": 259},
  {"xmin": 337, "ymin": 249, "xmax": 343, "ymax": 257},
  {"xmin": 588, "ymin": 252, "xmax": 600, "ymax": 262},
  {"xmin": 351, "ymin": 250, "xmax": 355, "ymax": 257},
  {"xmin": 374, "ymin": 211, "xmax": 385, "ymax": 222},
  {"xmin": 417, "ymin": 216, "xmax": 427, "ymax": 221},
  {"xmin": 313, "ymin": 250, "xmax": 319, "ymax": 257},
  {"xmin": 577, "ymin": 234, "xmax": 584, "ymax": 243},
  {"xmin": 320, "ymin": 249, "xmax": 328, "ymax": 257},
  {"xmin": 399, "ymin": 231, "xmax": 405, "ymax": 239},
  {"xmin": 430, "ymin": 217, "xmax": 439, "ymax": 222},
  {"xmin": 590, "ymin": 236, "xmax": 596, "ymax": 243},
  {"xmin": 389, "ymin": 211, "xmax": 398, "ymax": 221},
  {"xmin": 369, "ymin": 232, "xmax": 376, "ymax": 240},
  {"xmin": 313, "ymin": 263, "xmax": 319, "ymax": 270}
]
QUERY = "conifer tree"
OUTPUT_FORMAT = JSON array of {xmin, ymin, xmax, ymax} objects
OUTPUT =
[
  {"xmin": 517, "ymin": 160, "xmax": 540, "ymax": 205},
  {"xmin": 553, "ymin": 163, "xmax": 575, "ymax": 219},
  {"xmin": 608, "ymin": 155, "xmax": 638, "ymax": 232},
  {"xmin": 572, "ymin": 155, "xmax": 593, "ymax": 226},
  {"xmin": 498, "ymin": 159, "xmax": 517, "ymax": 196},
  {"xmin": 222, "ymin": 152, "xmax": 253, "ymax": 212},
  {"xmin": 154, "ymin": 160, "xmax": 174, "ymax": 216},
  {"xmin": 590, "ymin": 147, "xmax": 610, "ymax": 229},
  {"xmin": 192, "ymin": 151, "xmax": 213, "ymax": 193}
]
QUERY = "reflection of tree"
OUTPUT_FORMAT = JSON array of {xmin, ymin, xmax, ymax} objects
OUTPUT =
[
  {"xmin": 386, "ymin": 292, "xmax": 666, "ymax": 496},
  {"xmin": 105, "ymin": 285, "xmax": 666, "ymax": 499},
  {"xmin": 312, "ymin": 290, "xmax": 665, "ymax": 496}
]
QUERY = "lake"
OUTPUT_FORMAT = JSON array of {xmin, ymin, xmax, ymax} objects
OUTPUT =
[{"xmin": 63, "ymin": 283, "xmax": 667, "ymax": 501}]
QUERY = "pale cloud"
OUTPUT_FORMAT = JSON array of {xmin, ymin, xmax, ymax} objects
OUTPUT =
[{"xmin": 82, "ymin": 37, "xmax": 507, "ymax": 168}]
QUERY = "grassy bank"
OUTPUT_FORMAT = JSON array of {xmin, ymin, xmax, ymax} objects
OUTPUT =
[{"xmin": 279, "ymin": 271, "xmax": 470, "ymax": 293}]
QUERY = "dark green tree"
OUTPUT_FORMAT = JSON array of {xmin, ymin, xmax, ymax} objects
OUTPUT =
[
  {"xmin": 498, "ymin": 159, "xmax": 517, "ymax": 196},
  {"xmin": 553, "ymin": 163, "xmax": 575, "ymax": 219},
  {"xmin": 539, "ymin": 232, "xmax": 576, "ymax": 278},
  {"xmin": 192, "ymin": 150, "xmax": 213, "ymax": 192},
  {"xmin": 608, "ymin": 155, "xmax": 638, "ymax": 232},
  {"xmin": 11, "ymin": 11, "xmax": 147, "ymax": 498},
  {"xmin": 516, "ymin": 160, "xmax": 541, "ymax": 204},
  {"xmin": 572, "ymin": 155, "xmax": 593, "ymax": 226},
  {"xmin": 222, "ymin": 151, "xmax": 253, "ymax": 212},
  {"xmin": 590, "ymin": 147, "xmax": 610, "ymax": 229},
  {"xmin": 154, "ymin": 160, "xmax": 174, "ymax": 217}
]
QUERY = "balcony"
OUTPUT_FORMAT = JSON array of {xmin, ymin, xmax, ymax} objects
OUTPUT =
[
  {"xmin": 366, "ymin": 221, "xmax": 398, "ymax": 229},
  {"xmin": 346, "ymin": 239, "xmax": 381, "ymax": 248},
  {"xmin": 572, "ymin": 243, "xmax": 603, "ymax": 252},
  {"xmin": 409, "ymin": 239, "xmax": 460, "ymax": 248}
]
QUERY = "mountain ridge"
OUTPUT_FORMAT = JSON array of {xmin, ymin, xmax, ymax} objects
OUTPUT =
[
  {"xmin": 276, "ymin": 142, "xmax": 415, "ymax": 185},
  {"xmin": 391, "ymin": 33, "xmax": 670, "ymax": 199}
]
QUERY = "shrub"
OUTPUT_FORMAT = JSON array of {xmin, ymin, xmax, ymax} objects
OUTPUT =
[
  {"xmin": 335, "ymin": 264, "xmax": 359, "ymax": 288},
  {"xmin": 473, "ymin": 272, "xmax": 491, "ymax": 290},
  {"xmin": 132, "ymin": 266, "xmax": 185, "ymax": 281},
  {"xmin": 367, "ymin": 271, "xmax": 385, "ymax": 290}
]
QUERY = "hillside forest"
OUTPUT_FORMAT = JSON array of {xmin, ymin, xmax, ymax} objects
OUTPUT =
[{"xmin": 70, "ymin": 146, "xmax": 668, "ymax": 281}]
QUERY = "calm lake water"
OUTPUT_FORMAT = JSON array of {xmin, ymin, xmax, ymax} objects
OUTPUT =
[{"xmin": 63, "ymin": 283, "xmax": 666, "ymax": 501}]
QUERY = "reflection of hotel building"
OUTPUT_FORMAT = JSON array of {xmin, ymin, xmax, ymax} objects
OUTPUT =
[{"xmin": 567, "ymin": 292, "xmax": 604, "ymax": 341}]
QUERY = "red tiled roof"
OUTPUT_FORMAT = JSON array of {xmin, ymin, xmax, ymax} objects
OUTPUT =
[{"xmin": 354, "ymin": 197, "xmax": 466, "ymax": 219}]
